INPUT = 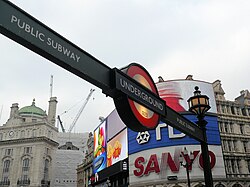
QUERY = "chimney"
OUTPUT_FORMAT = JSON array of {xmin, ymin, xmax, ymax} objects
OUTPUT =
[
  {"xmin": 186, "ymin": 75, "xmax": 193, "ymax": 80},
  {"xmin": 9, "ymin": 103, "xmax": 19, "ymax": 119},
  {"xmin": 48, "ymin": 97, "xmax": 57, "ymax": 126},
  {"xmin": 240, "ymin": 90, "xmax": 245, "ymax": 95}
]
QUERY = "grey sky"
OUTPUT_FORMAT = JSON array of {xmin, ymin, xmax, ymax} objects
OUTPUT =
[{"xmin": 1, "ymin": 0, "xmax": 249, "ymax": 132}]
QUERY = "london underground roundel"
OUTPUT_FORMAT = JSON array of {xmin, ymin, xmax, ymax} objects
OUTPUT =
[{"xmin": 114, "ymin": 63, "xmax": 160, "ymax": 132}]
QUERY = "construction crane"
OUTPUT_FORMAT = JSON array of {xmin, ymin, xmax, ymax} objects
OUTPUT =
[
  {"xmin": 57, "ymin": 89, "xmax": 95, "ymax": 133},
  {"xmin": 57, "ymin": 115, "xmax": 65, "ymax": 132},
  {"xmin": 68, "ymin": 88, "xmax": 95, "ymax": 133}
]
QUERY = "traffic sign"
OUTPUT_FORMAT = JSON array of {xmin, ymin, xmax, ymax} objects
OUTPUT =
[{"xmin": 113, "ymin": 64, "xmax": 165, "ymax": 131}]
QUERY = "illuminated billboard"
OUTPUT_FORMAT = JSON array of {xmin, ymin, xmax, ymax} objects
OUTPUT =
[
  {"xmin": 128, "ymin": 80, "xmax": 226, "ymax": 185},
  {"xmin": 93, "ymin": 109, "xmax": 128, "ymax": 175},
  {"xmin": 107, "ymin": 129, "xmax": 128, "ymax": 167},
  {"xmin": 93, "ymin": 120, "xmax": 107, "ymax": 174},
  {"xmin": 107, "ymin": 109, "xmax": 126, "ymax": 141}
]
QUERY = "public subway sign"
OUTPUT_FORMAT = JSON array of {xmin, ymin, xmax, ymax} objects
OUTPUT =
[
  {"xmin": 0, "ymin": 0, "xmax": 205, "ymax": 142},
  {"xmin": 0, "ymin": 0, "xmax": 112, "ymax": 91}
]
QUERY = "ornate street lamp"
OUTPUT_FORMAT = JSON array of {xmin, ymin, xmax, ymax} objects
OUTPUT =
[
  {"xmin": 187, "ymin": 86, "xmax": 214, "ymax": 187},
  {"xmin": 179, "ymin": 147, "xmax": 194, "ymax": 187}
]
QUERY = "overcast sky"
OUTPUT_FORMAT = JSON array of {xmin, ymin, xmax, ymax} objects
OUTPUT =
[{"xmin": 1, "ymin": 0, "xmax": 249, "ymax": 133}]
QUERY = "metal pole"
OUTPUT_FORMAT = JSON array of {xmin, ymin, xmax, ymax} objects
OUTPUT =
[
  {"xmin": 200, "ymin": 122, "xmax": 214, "ymax": 187},
  {"xmin": 186, "ymin": 164, "xmax": 191, "ymax": 187}
]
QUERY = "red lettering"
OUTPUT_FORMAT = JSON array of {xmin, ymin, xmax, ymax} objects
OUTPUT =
[
  {"xmin": 182, "ymin": 150, "xmax": 200, "ymax": 171},
  {"xmin": 144, "ymin": 154, "xmax": 160, "ymax": 175},
  {"xmin": 134, "ymin": 157, "xmax": 145, "ymax": 177},
  {"xmin": 199, "ymin": 151, "xmax": 216, "ymax": 169},
  {"xmin": 133, "ymin": 149, "xmax": 217, "ymax": 178}
]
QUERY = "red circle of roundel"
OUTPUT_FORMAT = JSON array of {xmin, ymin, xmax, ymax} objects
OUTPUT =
[{"xmin": 126, "ymin": 64, "xmax": 160, "ymax": 129}]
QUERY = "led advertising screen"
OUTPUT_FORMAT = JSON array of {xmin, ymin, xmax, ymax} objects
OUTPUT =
[
  {"xmin": 107, "ymin": 109, "xmax": 126, "ymax": 141},
  {"xmin": 128, "ymin": 80, "xmax": 226, "ymax": 185},
  {"xmin": 93, "ymin": 120, "xmax": 107, "ymax": 174},
  {"xmin": 93, "ymin": 109, "xmax": 128, "ymax": 175},
  {"xmin": 107, "ymin": 129, "xmax": 128, "ymax": 167}
]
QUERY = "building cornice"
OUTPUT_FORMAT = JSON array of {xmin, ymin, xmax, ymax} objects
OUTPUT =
[{"xmin": 0, "ymin": 136, "xmax": 59, "ymax": 147}]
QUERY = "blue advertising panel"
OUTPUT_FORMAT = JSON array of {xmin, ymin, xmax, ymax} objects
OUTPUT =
[
  {"xmin": 128, "ymin": 115, "xmax": 221, "ymax": 155},
  {"xmin": 128, "ymin": 80, "xmax": 226, "ymax": 185}
]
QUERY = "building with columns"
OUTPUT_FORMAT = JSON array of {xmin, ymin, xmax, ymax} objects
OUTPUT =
[
  {"xmin": 213, "ymin": 80, "xmax": 250, "ymax": 186},
  {"xmin": 0, "ymin": 97, "xmax": 58, "ymax": 187}
]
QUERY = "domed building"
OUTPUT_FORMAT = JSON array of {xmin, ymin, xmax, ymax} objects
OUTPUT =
[{"xmin": 0, "ymin": 97, "xmax": 58, "ymax": 187}]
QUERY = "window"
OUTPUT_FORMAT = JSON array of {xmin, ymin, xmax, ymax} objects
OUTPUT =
[
  {"xmin": 228, "ymin": 141, "xmax": 232, "ymax": 151},
  {"xmin": 225, "ymin": 159, "xmax": 230, "ymax": 173},
  {"xmin": 223, "ymin": 141, "xmax": 228, "ymax": 151},
  {"xmin": 231, "ymin": 160, "xmax": 236, "ymax": 173},
  {"xmin": 44, "ymin": 159, "xmax": 49, "ymax": 181},
  {"xmin": 5, "ymin": 149, "xmax": 13, "ymax": 156},
  {"xmin": 45, "ymin": 148, "xmax": 50, "ymax": 155},
  {"xmin": 231, "ymin": 106, "xmax": 235, "ymax": 115},
  {"xmin": 233, "ymin": 141, "xmax": 237, "ymax": 152},
  {"xmin": 24, "ymin": 147, "xmax": 32, "ymax": 154},
  {"xmin": 219, "ymin": 123, "xmax": 223, "ymax": 132},
  {"xmin": 248, "ymin": 160, "xmax": 250, "ymax": 173},
  {"xmin": 230, "ymin": 123, "xmax": 234, "ymax": 133},
  {"xmin": 0, "ymin": 133, "xmax": 3, "ymax": 140},
  {"xmin": 243, "ymin": 142, "xmax": 248, "ymax": 152},
  {"xmin": 221, "ymin": 105, "xmax": 225, "ymax": 113},
  {"xmin": 236, "ymin": 107, "xmax": 240, "ymax": 115},
  {"xmin": 240, "ymin": 125, "xmax": 244, "ymax": 134},
  {"xmin": 3, "ymin": 160, "xmax": 10, "ymax": 173},
  {"xmin": 242, "ymin": 108, "xmax": 247, "ymax": 116},
  {"xmin": 2, "ymin": 160, "xmax": 10, "ymax": 183},
  {"xmin": 225, "ymin": 123, "xmax": 228, "ymax": 133},
  {"xmin": 21, "ymin": 158, "xmax": 30, "ymax": 180}
]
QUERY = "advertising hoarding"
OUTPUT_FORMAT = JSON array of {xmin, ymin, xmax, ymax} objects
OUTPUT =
[
  {"xmin": 128, "ymin": 80, "xmax": 226, "ymax": 185},
  {"xmin": 93, "ymin": 120, "xmax": 107, "ymax": 174},
  {"xmin": 107, "ymin": 129, "xmax": 128, "ymax": 167},
  {"xmin": 107, "ymin": 109, "xmax": 126, "ymax": 141},
  {"xmin": 106, "ymin": 109, "xmax": 128, "ymax": 167},
  {"xmin": 93, "ymin": 109, "xmax": 128, "ymax": 176}
]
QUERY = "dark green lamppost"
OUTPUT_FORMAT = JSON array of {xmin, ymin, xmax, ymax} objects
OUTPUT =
[{"xmin": 188, "ymin": 86, "xmax": 214, "ymax": 187}]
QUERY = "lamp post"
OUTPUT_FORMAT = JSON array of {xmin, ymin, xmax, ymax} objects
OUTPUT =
[
  {"xmin": 187, "ymin": 86, "xmax": 214, "ymax": 187},
  {"xmin": 179, "ymin": 147, "xmax": 194, "ymax": 187}
]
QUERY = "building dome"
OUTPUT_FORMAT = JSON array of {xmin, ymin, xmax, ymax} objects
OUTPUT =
[{"xmin": 19, "ymin": 99, "xmax": 47, "ymax": 117}]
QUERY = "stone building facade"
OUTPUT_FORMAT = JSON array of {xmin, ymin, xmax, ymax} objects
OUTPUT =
[
  {"xmin": 0, "ymin": 97, "xmax": 58, "ymax": 187},
  {"xmin": 213, "ymin": 80, "xmax": 250, "ymax": 187},
  {"xmin": 54, "ymin": 132, "xmax": 88, "ymax": 187},
  {"xmin": 77, "ymin": 132, "xmax": 94, "ymax": 187}
]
